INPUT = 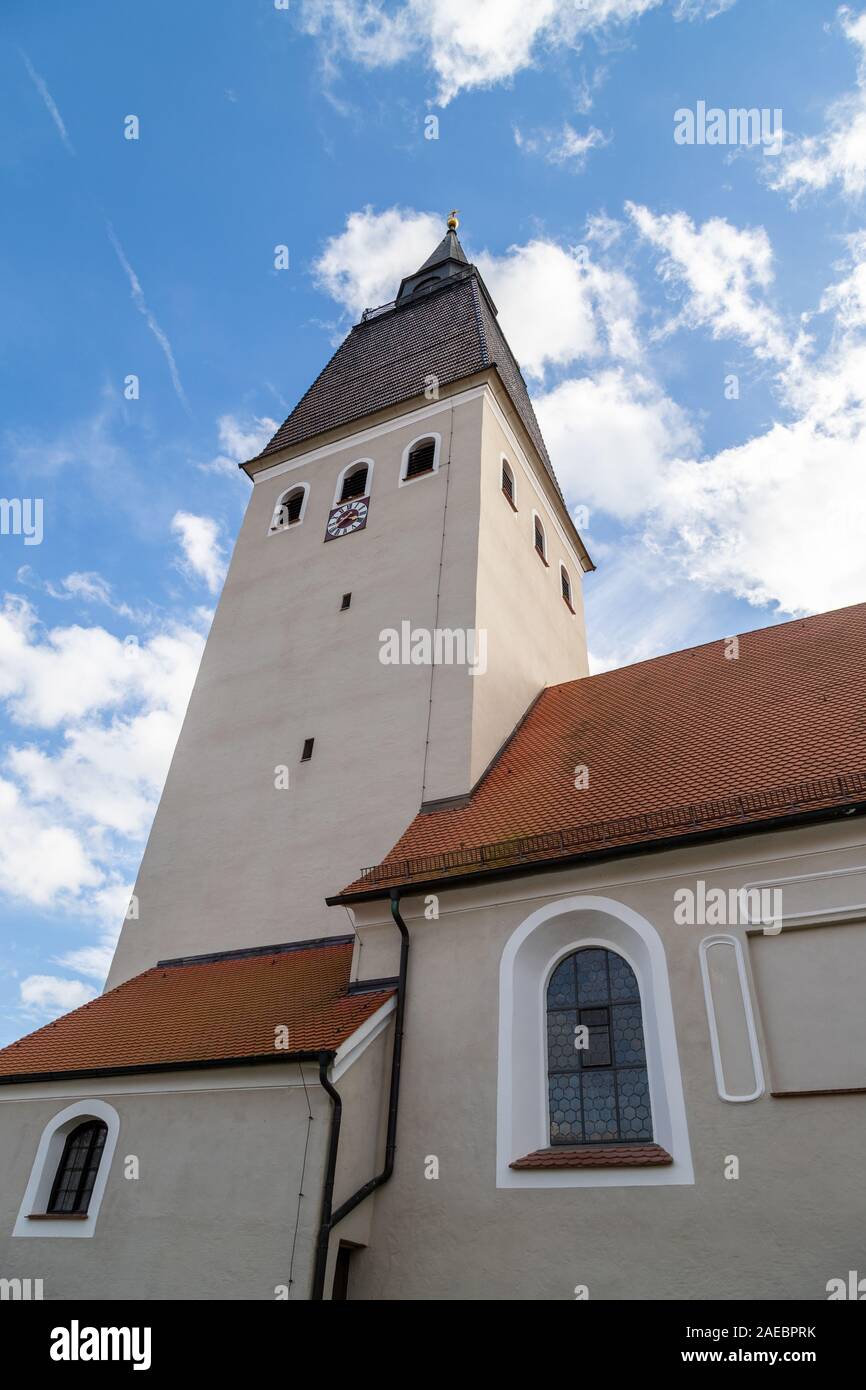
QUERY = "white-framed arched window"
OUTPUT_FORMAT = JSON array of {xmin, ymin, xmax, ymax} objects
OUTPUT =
[
  {"xmin": 268, "ymin": 482, "xmax": 310, "ymax": 534},
  {"xmin": 333, "ymin": 458, "xmax": 373, "ymax": 507},
  {"xmin": 497, "ymin": 897, "xmax": 694, "ymax": 1189},
  {"xmin": 399, "ymin": 432, "xmax": 441, "ymax": 486},
  {"xmin": 13, "ymin": 1098, "xmax": 120, "ymax": 1238},
  {"xmin": 532, "ymin": 511, "xmax": 548, "ymax": 565},
  {"xmin": 501, "ymin": 456, "xmax": 517, "ymax": 509}
]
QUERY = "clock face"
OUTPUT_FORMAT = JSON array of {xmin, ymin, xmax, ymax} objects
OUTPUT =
[{"xmin": 325, "ymin": 497, "xmax": 369, "ymax": 541}]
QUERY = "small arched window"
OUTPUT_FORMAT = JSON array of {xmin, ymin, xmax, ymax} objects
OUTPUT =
[
  {"xmin": 560, "ymin": 564, "xmax": 573, "ymax": 610},
  {"xmin": 404, "ymin": 437, "xmax": 437, "ymax": 481},
  {"xmin": 48, "ymin": 1119, "xmax": 108, "ymax": 1215},
  {"xmin": 271, "ymin": 485, "xmax": 306, "ymax": 531},
  {"xmin": 547, "ymin": 948, "xmax": 652, "ymax": 1146},
  {"xmin": 339, "ymin": 463, "xmax": 369, "ymax": 503},
  {"xmin": 533, "ymin": 514, "xmax": 547, "ymax": 562},
  {"xmin": 501, "ymin": 459, "xmax": 516, "ymax": 507}
]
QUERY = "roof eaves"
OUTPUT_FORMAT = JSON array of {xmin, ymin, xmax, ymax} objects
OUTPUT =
[{"xmin": 0, "ymin": 1049, "xmax": 337, "ymax": 1088}]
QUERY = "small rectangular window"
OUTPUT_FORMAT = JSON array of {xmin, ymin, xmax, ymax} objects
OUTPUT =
[
  {"xmin": 340, "ymin": 593, "xmax": 352, "ymax": 610},
  {"xmin": 301, "ymin": 738, "xmax": 315, "ymax": 762}
]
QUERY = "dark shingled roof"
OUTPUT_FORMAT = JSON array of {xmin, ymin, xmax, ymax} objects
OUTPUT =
[{"xmin": 249, "ymin": 248, "xmax": 558, "ymax": 492}]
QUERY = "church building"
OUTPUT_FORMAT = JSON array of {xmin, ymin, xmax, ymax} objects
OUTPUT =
[{"xmin": 1, "ymin": 216, "xmax": 864, "ymax": 1301}]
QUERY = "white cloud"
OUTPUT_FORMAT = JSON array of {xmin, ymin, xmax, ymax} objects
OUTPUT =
[
  {"xmin": 514, "ymin": 122, "xmax": 609, "ymax": 170},
  {"xmin": 199, "ymin": 413, "xmax": 279, "ymax": 477},
  {"xmin": 19, "ymin": 974, "xmax": 97, "ymax": 1018},
  {"xmin": 171, "ymin": 512, "xmax": 227, "ymax": 593},
  {"xmin": 300, "ymin": 0, "xmax": 671, "ymax": 107},
  {"xmin": 0, "ymin": 779, "xmax": 103, "ymax": 909},
  {"xmin": 53, "ymin": 940, "xmax": 118, "ymax": 982},
  {"xmin": 815, "ymin": 230, "xmax": 866, "ymax": 329},
  {"xmin": 626, "ymin": 202, "xmax": 797, "ymax": 361},
  {"xmin": 768, "ymin": 6, "xmax": 866, "ymax": 203},
  {"xmin": 607, "ymin": 231, "xmax": 866, "ymax": 617},
  {"xmin": 0, "ymin": 586, "xmax": 204, "ymax": 987},
  {"xmin": 0, "ymin": 596, "xmax": 137, "ymax": 727},
  {"xmin": 671, "ymin": 0, "xmax": 736, "ymax": 19},
  {"xmin": 481, "ymin": 239, "xmax": 643, "ymax": 375},
  {"xmin": 537, "ymin": 369, "xmax": 698, "ymax": 520},
  {"xmin": 314, "ymin": 205, "xmax": 442, "ymax": 317},
  {"xmin": 314, "ymin": 206, "xmax": 644, "ymax": 374},
  {"xmin": 654, "ymin": 404, "xmax": 866, "ymax": 615}
]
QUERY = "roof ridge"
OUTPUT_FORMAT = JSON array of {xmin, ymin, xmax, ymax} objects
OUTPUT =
[{"xmin": 157, "ymin": 935, "xmax": 354, "ymax": 968}]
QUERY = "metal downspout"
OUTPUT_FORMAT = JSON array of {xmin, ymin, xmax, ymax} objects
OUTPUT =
[{"xmin": 311, "ymin": 891, "xmax": 409, "ymax": 1299}]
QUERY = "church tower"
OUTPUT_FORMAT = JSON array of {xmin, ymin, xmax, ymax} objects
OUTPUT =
[{"xmin": 107, "ymin": 216, "xmax": 593, "ymax": 987}]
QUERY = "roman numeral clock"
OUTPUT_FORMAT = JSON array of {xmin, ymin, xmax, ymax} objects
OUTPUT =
[{"xmin": 324, "ymin": 496, "xmax": 370, "ymax": 541}]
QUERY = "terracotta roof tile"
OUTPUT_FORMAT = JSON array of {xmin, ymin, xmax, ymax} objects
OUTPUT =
[
  {"xmin": 0, "ymin": 939, "xmax": 393, "ymax": 1083},
  {"xmin": 343, "ymin": 602, "xmax": 866, "ymax": 893},
  {"xmin": 511, "ymin": 1144, "xmax": 673, "ymax": 1169}
]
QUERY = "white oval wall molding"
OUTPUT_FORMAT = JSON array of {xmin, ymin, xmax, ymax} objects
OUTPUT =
[{"xmin": 699, "ymin": 934, "xmax": 765, "ymax": 1103}]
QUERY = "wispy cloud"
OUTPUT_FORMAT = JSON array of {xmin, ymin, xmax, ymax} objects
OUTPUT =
[
  {"xmin": 19, "ymin": 49, "xmax": 75, "ymax": 156},
  {"xmin": 106, "ymin": 222, "xmax": 190, "ymax": 413},
  {"xmin": 514, "ymin": 122, "xmax": 609, "ymax": 170},
  {"xmin": 171, "ymin": 512, "xmax": 227, "ymax": 593}
]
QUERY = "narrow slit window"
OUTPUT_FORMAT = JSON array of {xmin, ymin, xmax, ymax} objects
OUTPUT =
[
  {"xmin": 534, "ymin": 515, "xmax": 547, "ymax": 562},
  {"xmin": 340, "ymin": 593, "xmax": 352, "ymax": 611},
  {"xmin": 301, "ymin": 738, "xmax": 315, "ymax": 762},
  {"xmin": 404, "ymin": 438, "xmax": 436, "ymax": 480},
  {"xmin": 339, "ymin": 465, "xmax": 368, "ymax": 503},
  {"xmin": 502, "ymin": 460, "xmax": 515, "ymax": 506},
  {"xmin": 561, "ymin": 566, "xmax": 573, "ymax": 609}
]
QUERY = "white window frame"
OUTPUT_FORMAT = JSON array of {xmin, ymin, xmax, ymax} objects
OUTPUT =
[
  {"xmin": 333, "ymin": 458, "xmax": 374, "ymax": 507},
  {"xmin": 531, "ymin": 510, "xmax": 548, "ymax": 564},
  {"xmin": 500, "ymin": 454, "xmax": 517, "ymax": 508},
  {"xmin": 268, "ymin": 481, "xmax": 310, "ymax": 534},
  {"xmin": 399, "ymin": 432, "xmax": 441, "ymax": 487},
  {"xmin": 13, "ymin": 1098, "xmax": 120, "ymax": 1238},
  {"xmin": 497, "ymin": 896, "xmax": 694, "ymax": 1188}
]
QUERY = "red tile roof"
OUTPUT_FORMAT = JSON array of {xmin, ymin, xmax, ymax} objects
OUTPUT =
[
  {"xmin": 0, "ymin": 939, "xmax": 394, "ymax": 1083},
  {"xmin": 511, "ymin": 1144, "xmax": 672, "ymax": 1169},
  {"xmin": 342, "ymin": 602, "xmax": 866, "ymax": 895}
]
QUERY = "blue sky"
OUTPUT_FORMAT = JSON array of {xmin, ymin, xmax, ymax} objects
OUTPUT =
[{"xmin": 1, "ymin": 0, "xmax": 866, "ymax": 1044}]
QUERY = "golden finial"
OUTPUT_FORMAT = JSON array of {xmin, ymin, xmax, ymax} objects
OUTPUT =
[{"xmin": 447, "ymin": 209, "xmax": 459, "ymax": 231}]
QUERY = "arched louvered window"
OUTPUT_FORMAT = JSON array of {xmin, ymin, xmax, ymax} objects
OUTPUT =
[
  {"xmin": 48, "ymin": 1120, "xmax": 108, "ymax": 1215},
  {"xmin": 404, "ymin": 437, "xmax": 437, "ymax": 480},
  {"xmin": 533, "ymin": 513, "xmax": 547, "ymax": 562},
  {"xmin": 501, "ymin": 459, "xmax": 515, "ymax": 507},
  {"xmin": 339, "ymin": 463, "xmax": 369, "ymax": 503},
  {"xmin": 271, "ymin": 486, "xmax": 305, "ymax": 531},
  {"xmin": 547, "ymin": 948, "xmax": 653, "ymax": 1146},
  {"xmin": 561, "ymin": 564, "xmax": 573, "ymax": 609}
]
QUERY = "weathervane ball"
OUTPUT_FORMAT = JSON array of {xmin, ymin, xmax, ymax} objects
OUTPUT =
[{"xmin": 447, "ymin": 209, "xmax": 459, "ymax": 230}]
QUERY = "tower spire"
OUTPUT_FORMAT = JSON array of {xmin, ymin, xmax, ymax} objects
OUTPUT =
[{"xmin": 395, "ymin": 213, "xmax": 468, "ymax": 303}]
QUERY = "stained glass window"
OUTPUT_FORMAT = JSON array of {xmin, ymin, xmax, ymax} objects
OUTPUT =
[
  {"xmin": 47, "ymin": 1120, "xmax": 108, "ymax": 1214},
  {"xmin": 546, "ymin": 948, "xmax": 653, "ymax": 1145}
]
